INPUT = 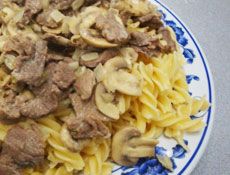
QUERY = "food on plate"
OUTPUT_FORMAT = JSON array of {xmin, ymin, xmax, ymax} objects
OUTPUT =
[{"xmin": 0, "ymin": 0, "xmax": 209, "ymax": 174}]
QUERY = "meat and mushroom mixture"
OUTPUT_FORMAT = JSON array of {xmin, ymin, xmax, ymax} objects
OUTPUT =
[{"xmin": 0, "ymin": 0, "xmax": 177, "ymax": 173}]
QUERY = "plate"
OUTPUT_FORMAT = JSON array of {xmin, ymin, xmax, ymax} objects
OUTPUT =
[{"xmin": 112, "ymin": 1, "xmax": 215, "ymax": 175}]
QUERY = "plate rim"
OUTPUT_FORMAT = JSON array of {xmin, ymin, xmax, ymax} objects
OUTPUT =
[{"xmin": 153, "ymin": 0, "xmax": 216, "ymax": 174}]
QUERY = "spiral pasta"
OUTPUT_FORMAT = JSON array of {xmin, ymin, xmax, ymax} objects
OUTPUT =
[{"xmin": 116, "ymin": 52, "xmax": 209, "ymax": 149}]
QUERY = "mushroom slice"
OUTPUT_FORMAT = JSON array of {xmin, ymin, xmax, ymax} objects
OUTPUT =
[
  {"xmin": 104, "ymin": 56, "xmax": 129, "ymax": 73},
  {"xmin": 103, "ymin": 70, "xmax": 142, "ymax": 96},
  {"xmin": 156, "ymin": 154, "xmax": 174, "ymax": 172},
  {"xmin": 95, "ymin": 83, "xmax": 120, "ymax": 120},
  {"xmin": 120, "ymin": 47, "xmax": 138, "ymax": 68},
  {"xmin": 94, "ymin": 63, "xmax": 107, "ymax": 82},
  {"xmin": 112, "ymin": 127, "xmax": 158, "ymax": 166},
  {"xmin": 79, "ymin": 10, "xmax": 118, "ymax": 48},
  {"xmin": 116, "ymin": 94, "xmax": 126, "ymax": 114},
  {"xmin": 61, "ymin": 124, "xmax": 90, "ymax": 152},
  {"xmin": 43, "ymin": 33, "xmax": 76, "ymax": 47},
  {"xmin": 80, "ymin": 29, "xmax": 118, "ymax": 48}
]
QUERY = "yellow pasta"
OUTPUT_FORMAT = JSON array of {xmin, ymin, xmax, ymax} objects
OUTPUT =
[{"xmin": 115, "ymin": 52, "xmax": 209, "ymax": 149}]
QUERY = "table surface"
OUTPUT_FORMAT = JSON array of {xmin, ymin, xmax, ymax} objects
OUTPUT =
[{"xmin": 159, "ymin": 0, "xmax": 230, "ymax": 174}]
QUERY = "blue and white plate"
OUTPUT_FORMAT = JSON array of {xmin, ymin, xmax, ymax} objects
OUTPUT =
[{"xmin": 112, "ymin": 1, "xmax": 215, "ymax": 175}]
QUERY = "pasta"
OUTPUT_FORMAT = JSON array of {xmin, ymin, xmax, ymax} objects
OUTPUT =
[
  {"xmin": 118, "ymin": 52, "xmax": 209, "ymax": 149},
  {"xmin": 0, "ymin": 0, "xmax": 210, "ymax": 174}
]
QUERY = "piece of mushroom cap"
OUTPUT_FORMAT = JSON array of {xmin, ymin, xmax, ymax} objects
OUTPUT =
[
  {"xmin": 79, "ymin": 9, "xmax": 118, "ymax": 48},
  {"xmin": 102, "ymin": 56, "xmax": 142, "ymax": 96},
  {"xmin": 104, "ymin": 56, "xmax": 129, "ymax": 73},
  {"xmin": 61, "ymin": 124, "xmax": 90, "ymax": 152},
  {"xmin": 95, "ymin": 83, "xmax": 120, "ymax": 120},
  {"xmin": 43, "ymin": 33, "xmax": 76, "ymax": 47},
  {"xmin": 112, "ymin": 127, "xmax": 159, "ymax": 166},
  {"xmin": 120, "ymin": 47, "xmax": 138, "ymax": 69},
  {"xmin": 103, "ymin": 70, "xmax": 142, "ymax": 96}
]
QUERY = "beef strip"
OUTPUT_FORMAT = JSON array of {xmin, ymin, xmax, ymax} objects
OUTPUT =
[
  {"xmin": 96, "ymin": 9, "xmax": 129, "ymax": 44},
  {"xmin": 12, "ymin": 40, "xmax": 47, "ymax": 86},
  {"xmin": 1, "ymin": 124, "xmax": 45, "ymax": 168},
  {"xmin": 50, "ymin": 0, "xmax": 75, "ymax": 10},
  {"xmin": 69, "ymin": 93, "xmax": 109, "ymax": 122},
  {"xmin": 66, "ymin": 115, "xmax": 110, "ymax": 140},
  {"xmin": 130, "ymin": 29, "xmax": 177, "ymax": 57},
  {"xmin": 19, "ymin": 0, "xmax": 42, "ymax": 26},
  {"xmin": 67, "ymin": 93, "xmax": 111, "ymax": 139},
  {"xmin": 0, "ymin": 155, "xmax": 19, "ymax": 175},
  {"xmin": 36, "ymin": 9, "xmax": 59, "ymax": 28},
  {"xmin": 130, "ymin": 32, "xmax": 157, "ymax": 47},
  {"xmin": 80, "ymin": 49, "xmax": 119, "ymax": 68},
  {"xmin": 137, "ymin": 12, "xmax": 163, "ymax": 30},
  {"xmin": 0, "ymin": 90, "xmax": 31, "ymax": 121},
  {"xmin": 20, "ymin": 59, "xmax": 74, "ymax": 119},
  {"xmin": 3, "ymin": 36, "xmax": 34, "ymax": 56},
  {"xmin": 21, "ymin": 82, "xmax": 61, "ymax": 119},
  {"xmin": 74, "ymin": 69, "xmax": 96, "ymax": 100},
  {"xmin": 0, "ymin": 164, "xmax": 20, "ymax": 175},
  {"xmin": 52, "ymin": 61, "xmax": 75, "ymax": 90},
  {"xmin": 130, "ymin": 31, "xmax": 161, "ymax": 57},
  {"xmin": 158, "ymin": 27, "xmax": 177, "ymax": 53}
]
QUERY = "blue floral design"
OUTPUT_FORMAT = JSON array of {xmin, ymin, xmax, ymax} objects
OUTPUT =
[
  {"xmin": 186, "ymin": 75, "xmax": 200, "ymax": 84},
  {"xmin": 172, "ymin": 140, "xmax": 188, "ymax": 159},
  {"xmin": 117, "ymin": 142, "xmax": 188, "ymax": 175}
]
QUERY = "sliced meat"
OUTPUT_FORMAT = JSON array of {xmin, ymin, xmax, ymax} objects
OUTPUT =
[
  {"xmin": 158, "ymin": 27, "xmax": 177, "ymax": 53},
  {"xmin": 96, "ymin": 9, "xmax": 129, "ymax": 44},
  {"xmin": 50, "ymin": 0, "xmax": 75, "ymax": 10},
  {"xmin": 130, "ymin": 31, "xmax": 161, "ymax": 57},
  {"xmin": 52, "ymin": 61, "xmax": 75, "ymax": 90},
  {"xmin": 74, "ymin": 69, "xmax": 96, "ymax": 100},
  {"xmin": 21, "ymin": 82, "xmax": 60, "ymax": 119},
  {"xmin": 19, "ymin": 0, "xmax": 42, "ymax": 26},
  {"xmin": 80, "ymin": 49, "xmax": 119, "ymax": 68},
  {"xmin": 66, "ymin": 115, "xmax": 110, "ymax": 140},
  {"xmin": 3, "ymin": 36, "xmax": 34, "ymax": 56},
  {"xmin": 36, "ymin": 9, "xmax": 59, "ymax": 28},
  {"xmin": 138, "ymin": 12, "xmax": 163, "ymax": 30},
  {"xmin": 12, "ymin": 40, "xmax": 47, "ymax": 86},
  {"xmin": 69, "ymin": 93, "xmax": 109, "ymax": 122},
  {"xmin": 130, "ymin": 32, "xmax": 156, "ymax": 46},
  {"xmin": 0, "ymin": 90, "xmax": 31, "ymax": 121},
  {"xmin": 20, "ymin": 95, "xmax": 58, "ymax": 119},
  {"xmin": 0, "ymin": 155, "xmax": 19, "ymax": 175},
  {"xmin": 0, "ymin": 164, "xmax": 20, "ymax": 175},
  {"xmin": 1, "ymin": 124, "xmax": 45, "ymax": 168},
  {"xmin": 133, "ymin": 45, "xmax": 160, "ymax": 58},
  {"xmin": 130, "ymin": 29, "xmax": 177, "ymax": 57}
]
